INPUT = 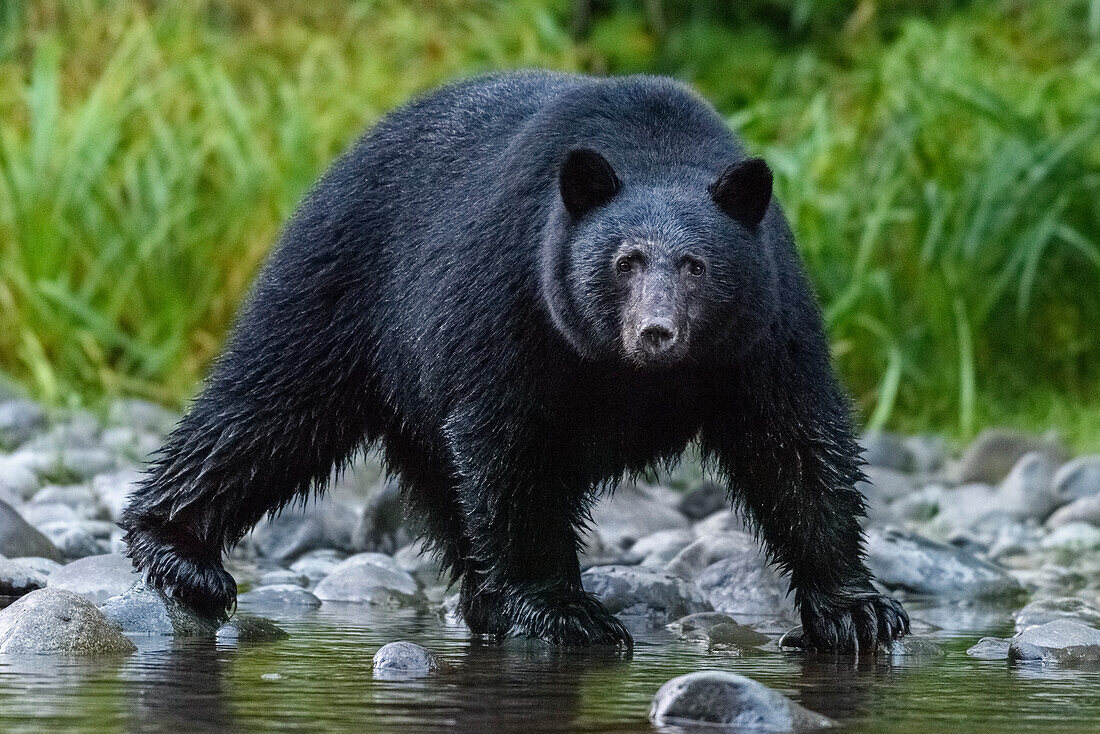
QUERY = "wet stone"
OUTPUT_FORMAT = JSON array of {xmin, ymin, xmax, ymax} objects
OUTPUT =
[
  {"xmin": 676, "ymin": 480, "xmax": 728, "ymax": 521},
  {"xmin": 628, "ymin": 528, "xmax": 695, "ymax": 567},
  {"xmin": 1009, "ymin": 619, "xmax": 1100, "ymax": 666},
  {"xmin": 668, "ymin": 612, "xmax": 769, "ymax": 650},
  {"xmin": 99, "ymin": 583, "xmax": 217, "ymax": 637},
  {"xmin": 581, "ymin": 565, "xmax": 711, "ymax": 625},
  {"xmin": 0, "ymin": 499, "xmax": 61, "ymax": 561},
  {"xmin": 47, "ymin": 553, "xmax": 140, "ymax": 604},
  {"xmin": 250, "ymin": 499, "xmax": 358, "ymax": 561},
  {"xmin": 1039, "ymin": 522, "xmax": 1100, "ymax": 551},
  {"xmin": 864, "ymin": 527, "xmax": 1023, "ymax": 599},
  {"xmin": 256, "ymin": 568, "xmax": 310, "ymax": 587},
  {"xmin": 649, "ymin": 671, "xmax": 832, "ymax": 730},
  {"xmin": 39, "ymin": 519, "xmax": 116, "ymax": 560},
  {"xmin": 0, "ymin": 587, "xmax": 136, "ymax": 655},
  {"xmin": 373, "ymin": 641, "xmax": 440, "ymax": 680},
  {"xmin": 967, "ymin": 636, "xmax": 1011, "ymax": 660},
  {"xmin": 106, "ymin": 399, "xmax": 178, "ymax": 435},
  {"xmin": 239, "ymin": 584, "xmax": 322, "ymax": 608},
  {"xmin": 1015, "ymin": 598, "xmax": 1100, "ymax": 633},
  {"xmin": 288, "ymin": 549, "xmax": 345, "ymax": 585},
  {"xmin": 860, "ymin": 431, "xmax": 913, "ymax": 472},
  {"xmin": 587, "ymin": 483, "xmax": 689, "ymax": 551},
  {"xmin": 217, "ymin": 614, "xmax": 288, "ymax": 643},
  {"xmin": 313, "ymin": 561, "xmax": 420, "ymax": 605},
  {"xmin": 0, "ymin": 556, "xmax": 53, "ymax": 596}
]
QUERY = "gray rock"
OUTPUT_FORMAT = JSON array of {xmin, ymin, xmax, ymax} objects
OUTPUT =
[
  {"xmin": 904, "ymin": 434, "xmax": 947, "ymax": 475},
  {"xmin": 0, "ymin": 499, "xmax": 61, "ymax": 560},
  {"xmin": 0, "ymin": 587, "xmax": 136, "ymax": 654},
  {"xmin": 668, "ymin": 612, "xmax": 769, "ymax": 650},
  {"xmin": 966, "ymin": 637, "xmax": 1010, "ymax": 660},
  {"xmin": 891, "ymin": 484, "xmax": 947, "ymax": 523},
  {"xmin": 47, "ymin": 553, "xmax": 140, "ymax": 604},
  {"xmin": 1039, "ymin": 522, "xmax": 1100, "ymax": 551},
  {"xmin": 313, "ymin": 561, "xmax": 420, "ymax": 605},
  {"xmin": 860, "ymin": 431, "xmax": 913, "ymax": 472},
  {"xmin": 0, "ymin": 456, "xmax": 40, "ymax": 500},
  {"xmin": 666, "ymin": 531, "xmax": 759, "ymax": 580},
  {"xmin": 331, "ymin": 551, "xmax": 404, "ymax": 576},
  {"xmin": 1052, "ymin": 455, "xmax": 1100, "ymax": 503},
  {"xmin": 394, "ymin": 539, "xmax": 442, "ymax": 583},
  {"xmin": 216, "ymin": 614, "xmax": 288, "ymax": 643},
  {"xmin": 588, "ymin": 483, "xmax": 689, "ymax": 551},
  {"xmin": 106, "ymin": 399, "xmax": 178, "ymax": 435},
  {"xmin": 0, "ymin": 557, "xmax": 53, "ymax": 596},
  {"xmin": 373, "ymin": 641, "xmax": 440, "ymax": 680},
  {"xmin": 91, "ymin": 469, "xmax": 141, "ymax": 523},
  {"xmin": 239, "ymin": 583, "xmax": 322, "ymax": 608},
  {"xmin": 351, "ymin": 478, "xmax": 413, "ymax": 554},
  {"xmin": 995, "ymin": 452, "xmax": 1059, "ymax": 521},
  {"xmin": 1015, "ymin": 598, "xmax": 1100, "ymax": 633},
  {"xmin": 1009, "ymin": 619, "xmax": 1100, "ymax": 666},
  {"xmin": 865, "ymin": 527, "xmax": 1022, "ymax": 599},
  {"xmin": 649, "ymin": 671, "xmax": 832, "ymax": 730},
  {"xmin": 30, "ymin": 484, "xmax": 103, "ymax": 519},
  {"xmin": 99, "ymin": 427, "xmax": 162, "ymax": 461},
  {"xmin": 250, "ymin": 498, "xmax": 358, "ymax": 561},
  {"xmin": 859, "ymin": 466, "xmax": 918, "ymax": 502},
  {"xmin": 1047, "ymin": 494, "xmax": 1100, "ymax": 529},
  {"xmin": 99, "ymin": 583, "xmax": 217, "ymax": 636},
  {"xmin": 20, "ymin": 501, "xmax": 80, "ymax": 527},
  {"xmin": 695, "ymin": 555, "xmax": 795, "ymax": 619},
  {"xmin": 0, "ymin": 399, "xmax": 47, "ymax": 449},
  {"xmin": 692, "ymin": 510, "xmax": 750, "ymax": 537},
  {"xmin": 39, "ymin": 520, "xmax": 115, "ymax": 559},
  {"xmin": 581, "ymin": 565, "xmax": 710, "ymax": 625},
  {"xmin": 631, "ymin": 528, "xmax": 696, "ymax": 566},
  {"xmin": 677, "ymin": 481, "xmax": 727, "ymax": 521},
  {"xmin": 256, "ymin": 568, "xmax": 309, "ymax": 587},
  {"xmin": 288, "ymin": 549, "xmax": 344, "ymax": 585},
  {"xmin": 953, "ymin": 429, "xmax": 1068, "ymax": 484}
]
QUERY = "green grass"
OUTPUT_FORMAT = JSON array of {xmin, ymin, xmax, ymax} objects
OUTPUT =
[{"xmin": 0, "ymin": 1, "xmax": 1098, "ymax": 448}]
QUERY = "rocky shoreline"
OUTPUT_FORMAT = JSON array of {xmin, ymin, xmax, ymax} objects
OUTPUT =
[{"xmin": 2, "ymin": 393, "xmax": 1099, "ymax": 727}]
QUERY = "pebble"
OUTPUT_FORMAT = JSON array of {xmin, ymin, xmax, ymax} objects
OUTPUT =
[
  {"xmin": 860, "ymin": 431, "xmax": 913, "ymax": 472},
  {"xmin": 966, "ymin": 637, "xmax": 1011, "ymax": 660},
  {"xmin": 649, "ymin": 671, "xmax": 832, "ymax": 730},
  {"xmin": 580, "ymin": 565, "xmax": 711, "ymax": 625},
  {"xmin": 668, "ymin": 612, "xmax": 769, "ymax": 650},
  {"xmin": 1009, "ymin": 619, "xmax": 1100, "ymax": 666},
  {"xmin": 289, "ymin": 549, "xmax": 345, "ymax": 585},
  {"xmin": 256, "ymin": 568, "xmax": 310, "ymax": 587},
  {"xmin": 372, "ymin": 641, "xmax": 440, "ymax": 680},
  {"xmin": 0, "ymin": 587, "xmax": 136, "ymax": 654}
]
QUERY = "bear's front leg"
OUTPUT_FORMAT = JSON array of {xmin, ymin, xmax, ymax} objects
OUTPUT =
[
  {"xmin": 452, "ymin": 464, "xmax": 632, "ymax": 649},
  {"xmin": 700, "ymin": 341, "xmax": 909, "ymax": 654}
]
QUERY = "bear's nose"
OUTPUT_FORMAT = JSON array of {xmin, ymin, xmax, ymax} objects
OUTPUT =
[{"xmin": 639, "ymin": 319, "xmax": 677, "ymax": 354}]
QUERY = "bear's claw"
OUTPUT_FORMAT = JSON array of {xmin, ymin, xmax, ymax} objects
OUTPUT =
[{"xmin": 799, "ymin": 589, "xmax": 909, "ymax": 654}]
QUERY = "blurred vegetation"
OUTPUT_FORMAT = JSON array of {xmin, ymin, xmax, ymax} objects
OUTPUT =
[{"xmin": 0, "ymin": 0, "xmax": 1097, "ymax": 446}]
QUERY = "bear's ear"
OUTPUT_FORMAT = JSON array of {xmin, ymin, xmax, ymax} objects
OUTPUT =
[
  {"xmin": 559, "ymin": 148, "xmax": 620, "ymax": 219},
  {"xmin": 709, "ymin": 157, "xmax": 773, "ymax": 227}
]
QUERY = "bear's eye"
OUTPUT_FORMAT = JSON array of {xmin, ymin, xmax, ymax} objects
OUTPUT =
[
  {"xmin": 616, "ymin": 256, "xmax": 634, "ymax": 274},
  {"xmin": 684, "ymin": 258, "xmax": 706, "ymax": 277}
]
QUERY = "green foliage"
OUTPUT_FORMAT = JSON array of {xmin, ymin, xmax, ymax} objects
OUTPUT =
[{"xmin": 0, "ymin": 1, "xmax": 1097, "ymax": 445}]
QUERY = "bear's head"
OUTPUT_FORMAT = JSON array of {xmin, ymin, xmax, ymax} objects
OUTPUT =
[{"xmin": 540, "ymin": 148, "xmax": 780, "ymax": 369}]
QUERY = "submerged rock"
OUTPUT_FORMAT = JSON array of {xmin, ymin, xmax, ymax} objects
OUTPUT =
[
  {"xmin": 967, "ymin": 637, "xmax": 1011, "ymax": 660},
  {"xmin": 1015, "ymin": 598, "xmax": 1100, "ymax": 633},
  {"xmin": 372, "ymin": 641, "xmax": 440, "ymax": 680},
  {"xmin": 668, "ymin": 612, "xmax": 769, "ymax": 650},
  {"xmin": 581, "ymin": 565, "xmax": 711, "ymax": 625},
  {"xmin": 864, "ymin": 527, "xmax": 1022, "ymax": 599},
  {"xmin": 47, "ymin": 553, "xmax": 140, "ymax": 604},
  {"xmin": 239, "ymin": 583, "xmax": 322, "ymax": 608},
  {"xmin": 99, "ymin": 583, "xmax": 217, "ymax": 636},
  {"xmin": 1009, "ymin": 619, "xmax": 1100, "ymax": 666},
  {"xmin": 216, "ymin": 614, "xmax": 288, "ymax": 643},
  {"xmin": 649, "ymin": 671, "xmax": 832, "ymax": 730},
  {"xmin": 0, "ymin": 587, "xmax": 136, "ymax": 654},
  {"xmin": 0, "ymin": 500, "xmax": 61, "ymax": 561},
  {"xmin": 313, "ymin": 561, "xmax": 420, "ymax": 605}
]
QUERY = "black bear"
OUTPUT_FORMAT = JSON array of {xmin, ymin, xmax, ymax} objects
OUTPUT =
[{"xmin": 121, "ymin": 71, "xmax": 908, "ymax": 653}]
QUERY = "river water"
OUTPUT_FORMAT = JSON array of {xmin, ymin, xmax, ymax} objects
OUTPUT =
[{"xmin": 0, "ymin": 595, "xmax": 1097, "ymax": 733}]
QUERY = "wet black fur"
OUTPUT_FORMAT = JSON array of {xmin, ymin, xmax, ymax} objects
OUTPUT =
[{"xmin": 121, "ymin": 71, "xmax": 908, "ymax": 653}]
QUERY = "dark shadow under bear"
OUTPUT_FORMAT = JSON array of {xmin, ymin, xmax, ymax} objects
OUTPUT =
[{"xmin": 121, "ymin": 71, "xmax": 908, "ymax": 653}]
